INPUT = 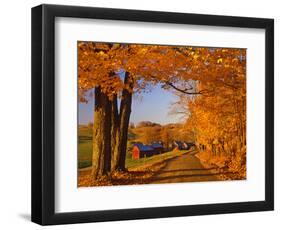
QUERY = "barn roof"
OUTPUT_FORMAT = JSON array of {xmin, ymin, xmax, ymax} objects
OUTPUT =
[
  {"xmin": 134, "ymin": 143, "xmax": 154, "ymax": 151},
  {"xmin": 151, "ymin": 142, "xmax": 163, "ymax": 148}
]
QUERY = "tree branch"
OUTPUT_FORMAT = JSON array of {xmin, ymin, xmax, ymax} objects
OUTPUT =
[{"xmin": 164, "ymin": 81, "xmax": 204, "ymax": 95}]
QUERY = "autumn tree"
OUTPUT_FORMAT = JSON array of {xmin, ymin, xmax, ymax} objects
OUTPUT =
[
  {"xmin": 78, "ymin": 43, "xmax": 124, "ymax": 178},
  {"xmin": 160, "ymin": 127, "xmax": 171, "ymax": 149},
  {"xmin": 79, "ymin": 43, "xmax": 183, "ymax": 177},
  {"xmin": 178, "ymin": 48, "xmax": 246, "ymax": 176},
  {"xmin": 78, "ymin": 42, "xmax": 243, "ymax": 179},
  {"xmin": 140, "ymin": 126, "xmax": 161, "ymax": 144},
  {"xmin": 91, "ymin": 87, "xmax": 112, "ymax": 178},
  {"xmin": 111, "ymin": 72, "xmax": 134, "ymax": 171}
]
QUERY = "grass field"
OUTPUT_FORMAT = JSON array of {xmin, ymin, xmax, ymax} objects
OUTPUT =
[
  {"xmin": 78, "ymin": 126, "xmax": 93, "ymax": 169},
  {"xmin": 78, "ymin": 125, "xmax": 141, "ymax": 169},
  {"xmin": 125, "ymin": 149, "xmax": 188, "ymax": 169},
  {"xmin": 78, "ymin": 125, "xmax": 190, "ymax": 170}
]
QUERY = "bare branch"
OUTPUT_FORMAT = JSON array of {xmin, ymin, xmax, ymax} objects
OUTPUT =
[{"xmin": 164, "ymin": 81, "xmax": 204, "ymax": 95}]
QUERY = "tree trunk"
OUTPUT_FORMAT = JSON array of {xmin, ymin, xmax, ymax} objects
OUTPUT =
[
  {"xmin": 91, "ymin": 87, "xmax": 111, "ymax": 179},
  {"xmin": 111, "ymin": 94, "xmax": 119, "ymax": 171},
  {"xmin": 118, "ymin": 72, "xmax": 134, "ymax": 170},
  {"xmin": 112, "ymin": 72, "xmax": 134, "ymax": 171}
]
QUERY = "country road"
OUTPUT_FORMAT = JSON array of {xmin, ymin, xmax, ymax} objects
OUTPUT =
[{"xmin": 150, "ymin": 151, "xmax": 223, "ymax": 184}]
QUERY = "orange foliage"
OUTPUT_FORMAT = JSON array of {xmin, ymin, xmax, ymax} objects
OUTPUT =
[
  {"xmin": 183, "ymin": 48, "xmax": 246, "ymax": 178},
  {"xmin": 78, "ymin": 42, "xmax": 247, "ymax": 179}
]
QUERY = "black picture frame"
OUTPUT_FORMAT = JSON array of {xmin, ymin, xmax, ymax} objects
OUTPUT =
[{"xmin": 31, "ymin": 4, "xmax": 274, "ymax": 225}]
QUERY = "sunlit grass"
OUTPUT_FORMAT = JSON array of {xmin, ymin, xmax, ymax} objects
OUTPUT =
[
  {"xmin": 78, "ymin": 125, "xmax": 195, "ymax": 170},
  {"xmin": 126, "ymin": 149, "xmax": 190, "ymax": 169}
]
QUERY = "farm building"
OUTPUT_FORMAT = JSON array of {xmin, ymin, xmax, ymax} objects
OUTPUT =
[
  {"xmin": 151, "ymin": 142, "xmax": 164, "ymax": 154},
  {"xmin": 172, "ymin": 141, "xmax": 195, "ymax": 150},
  {"xmin": 132, "ymin": 142, "xmax": 164, "ymax": 159}
]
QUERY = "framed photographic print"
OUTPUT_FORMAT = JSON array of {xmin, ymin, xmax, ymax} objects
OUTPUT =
[{"xmin": 31, "ymin": 4, "xmax": 274, "ymax": 225}]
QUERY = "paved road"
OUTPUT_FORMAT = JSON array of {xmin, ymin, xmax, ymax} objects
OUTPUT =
[{"xmin": 150, "ymin": 151, "xmax": 222, "ymax": 184}]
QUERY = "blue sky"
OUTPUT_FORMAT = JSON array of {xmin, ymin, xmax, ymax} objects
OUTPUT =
[{"xmin": 78, "ymin": 84, "xmax": 182, "ymax": 125}]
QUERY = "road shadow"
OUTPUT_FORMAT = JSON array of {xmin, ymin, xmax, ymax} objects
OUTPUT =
[
  {"xmin": 151, "ymin": 172, "xmax": 236, "ymax": 182},
  {"xmin": 159, "ymin": 167, "xmax": 217, "ymax": 173}
]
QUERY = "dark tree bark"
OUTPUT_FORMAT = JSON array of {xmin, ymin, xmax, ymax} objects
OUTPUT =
[
  {"xmin": 112, "ymin": 72, "xmax": 134, "ymax": 171},
  {"xmin": 91, "ymin": 87, "xmax": 112, "ymax": 179},
  {"xmin": 111, "ymin": 94, "xmax": 119, "ymax": 171}
]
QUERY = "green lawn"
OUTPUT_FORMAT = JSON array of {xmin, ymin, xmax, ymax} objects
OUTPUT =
[
  {"xmin": 125, "ymin": 149, "xmax": 188, "ymax": 169},
  {"xmin": 78, "ymin": 125, "xmax": 194, "ymax": 170},
  {"xmin": 78, "ymin": 139, "xmax": 92, "ymax": 169},
  {"xmin": 78, "ymin": 125, "xmax": 137, "ymax": 169},
  {"xmin": 78, "ymin": 126, "xmax": 92, "ymax": 169},
  {"xmin": 78, "ymin": 138, "xmax": 189, "ymax": 170}
]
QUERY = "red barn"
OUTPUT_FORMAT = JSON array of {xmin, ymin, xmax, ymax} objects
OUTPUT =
[
  {"xmin": 132, "ymin": 143, "xmax": 155, "ymax": 159},
  {"xmin": 132, "ymin": 142, "xmax": 164, "ymax": 159}
]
